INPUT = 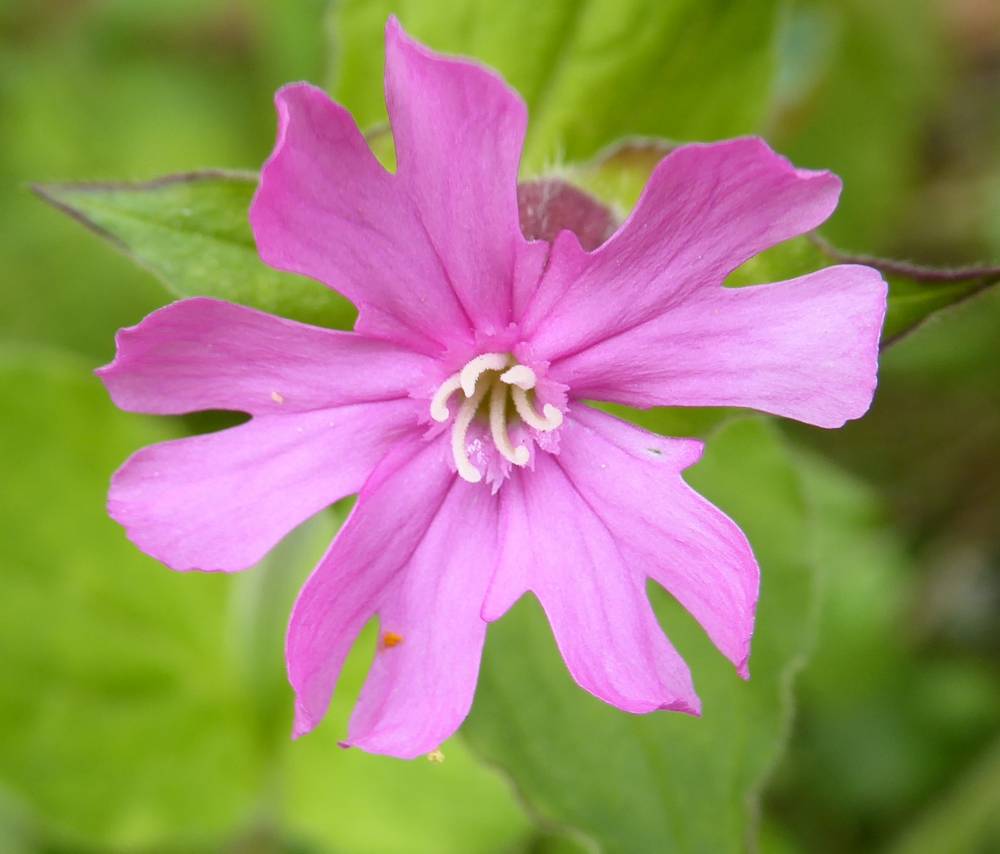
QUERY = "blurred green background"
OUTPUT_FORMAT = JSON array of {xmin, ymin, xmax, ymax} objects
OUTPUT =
[{"xmin": 1, "ymin": 1, "xmax": 998, "ymax": 852}]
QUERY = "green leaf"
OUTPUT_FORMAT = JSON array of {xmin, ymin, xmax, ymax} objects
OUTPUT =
[
  {"xmin": 880, "ymin": 276, "xmax": 992, "ymax": 344},
  {"xmin": 463, "ymin": 417, "xmax": 818, "ymax": 853},
  {"xmin": 328, "ymin": 0, "xmax": 782, "ymax": 170},
  {"xmin": 32, "ymin": 172, "xmax": 355, "ymax": 330}
]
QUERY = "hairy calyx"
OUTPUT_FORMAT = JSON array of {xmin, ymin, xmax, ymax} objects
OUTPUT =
[{"xmin": 430, "ymin": 353, "xmax": 562, "ymax": 483}]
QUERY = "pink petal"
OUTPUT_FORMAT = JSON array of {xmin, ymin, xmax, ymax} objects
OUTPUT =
[
  {"xmin": 521, "ymin": 138, "xmax": 842, "ymax": 359},
  {"xmin": 551, "ymin": 265, "xmax": 887, "ymax": 428},
  {"xmin": 250, "ymin": 82, "xmax": 471, "ymax": 354},
  {"xmin": 385, "ymin": 18, "xmax": 547, "ymax": 331},
  {"xmin": 483, "ymin": 451, "xmax": 700, "ymax": 715},
  {"xmin": 345, "ymin": 476, "xmax": 499, "ymax": 758},
  {"xmin": 555, "ymin": 406, "xmax": 759, "ymax": 677},
  {"xmin": 108, "ymin": 399, "xmax": 420, "ymax": 573},
  {"xmin": 97, "ymin": 297, "xmax": 434, "ymax": 416},
  {"xmin": 287, "ymin": 435, "xmax": 461, "ymax": 745},
  {"xmin": 251, "ymin": 21, "xmax": 548, "ymax": 351}
]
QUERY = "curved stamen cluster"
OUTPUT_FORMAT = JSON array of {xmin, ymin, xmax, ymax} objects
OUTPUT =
[{"xmin": 431, "ymin": 353, "xmax": 563, "ymax": 484}]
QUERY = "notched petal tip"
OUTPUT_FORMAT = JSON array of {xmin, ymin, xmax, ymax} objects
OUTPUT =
[
  {"xmin": 733, "ymin": 135, "xmax": 843, "ymax": 192},
  {"xmin": 262, "ymin": 81, "xmax": 325, "ymax": 170},
  {"xmin": 292, "ymin": 702, "xmax": 319, "ymax": 740},
  {"xmin": 643, "ymin": 436, "xmax": 706, "ymax": 473},
  {"xmin": 479, "ymin": 584, "xmax": 525, "ymax": 624},
  {"xmin": 107, "ymin": 467, "xmax": 256, "ymax": 575},
  {"xmin": 94, "ymin": 312, "xmax": 147, "ymax": 401},
  {"xmin": 251, "ymin": 81, "xmax": 362, "ymax": 270},
  {"xmin": 95, "ymin": 296, "xmax": 227, "ymax": 411},
  {"xmin": 338, "ymin": 729, "xmax": 425, "ymax": 760},
  {"xmin": 661, "ymin": 693, "xmax": 702, "ymax": 716},
  {"xmin": 385, "ymin": 13, "xmax": 404, "ymax": 40},
  {"xmin": 383, "ymin": 14, "xmax": 453, "ymax": 67},
  {"xmin": 383, "ymin": 8, "xmax": 528, "ymax": 119},
  {"xmin": 801, "ymin": 264, "xmax": 889, "ymax": 429},
  {"xmin": 612, "ymin": 688, "xmax": 701, "ymax": 717},
  {"xmin": 635, "ymin": 137, "xmax": 843, "ymax": 247},
  {"xmin": 384, "ymin": 14, "xmax": 441, "ymax": 72},
  {"xmin": 274, "ymin": 79, "xmax": 323, "ymax": 99}
]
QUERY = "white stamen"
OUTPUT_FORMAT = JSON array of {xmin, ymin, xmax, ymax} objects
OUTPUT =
[
  {"xmin": 489, "ymin": 379, "xmax": 530, "ymax": 466},
  {"xmin": 430, "ymin": 373, "xmax": 462, "ymax": 422},
  {"xmin": 460, "ymin": 352, "xmax": 509, "ymax": 397},
  {"xmin": 511, "ymin": 386, "xmax": 563, "ymax": 431},
  {"xmin": 429, "ymin": 354, "xmax": 564, "ymax": 484},
  {"xmin": 451, "ymin": 381, "xmax": 491, "ymax": 483},
  {"xmin": 499, "ymin": 364, "xmax": 536, "ymax": 390}
]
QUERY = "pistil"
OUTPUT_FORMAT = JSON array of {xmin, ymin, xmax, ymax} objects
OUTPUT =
[
  {"xmin": 511, "ymin": 385, "xmax": 563, "ymax": 431},
  {"xmin": 429, "ymin": 374, "xmax": 462, "ymax": 422},
  {"xmin": 460, "ymin": 352, "xmax": 509, "ymax": 397},
  {"xmin": 450, "ymin": 380, "xmax": 491, "ymax": 483},
  {"xmin": 489, "ymin": 379, "xmax": 530, "ymax": 466}
]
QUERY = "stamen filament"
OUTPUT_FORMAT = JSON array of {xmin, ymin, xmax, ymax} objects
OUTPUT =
[
  {"xmin": 430, "ymin": 373, "xmax": 462, "ymax": 422},
  {"xmin": 489, "ymin": 379, "xmax": 530, "ymax": 466},
  {"xmin": 511, "ymin": 386, "xmax": 563, "ymax": 431},
  {"xmin": 460, "ymin": 353, "xmax": 509, "ymax": 397},
  {"xmin": 451, "ymin": 380, "xmax": 491, "ymax": 483},
  {"xmin": 500, "ymin": 364, "xmax": 536, "ymax": 390},
  {"xmin": 429, "ymin": 354, "xmax": 564, "ymax": 484}
]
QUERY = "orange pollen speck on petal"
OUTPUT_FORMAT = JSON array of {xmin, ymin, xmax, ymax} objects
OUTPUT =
[{"xmin": 381, "ymin": 631, "xmax": 403, "ymax": 649}]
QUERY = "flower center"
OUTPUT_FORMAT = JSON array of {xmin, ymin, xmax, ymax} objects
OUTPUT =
[{"xmin": 430, "ymin": 352, "xmax": 563, "ymax": 484}]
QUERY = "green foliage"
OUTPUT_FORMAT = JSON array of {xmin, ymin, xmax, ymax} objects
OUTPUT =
[
  {"xmin": 767, "ymin": 454, "xmax": 1000, "ymax": 852},
  {"xmin": 464, "ymin": 418, "xmax": 817, "ymax": 853},
  {"xmin": 33, "ymin": 174, "xmax": 355, "ymax": 331},
  {"xmin": 772, "ymin": 0, "xmax": 943, "ymax": 253},
  {"xmin": 328, "ymin": 0, "xmax": 781, "ymax": 170},
  {"xmin": 880, "ymin": 276, "xmax": 993, "ymax": 345},
  {"xmin": 887, "ymin": 738, "xmax": 1000, "ymax": 854}
]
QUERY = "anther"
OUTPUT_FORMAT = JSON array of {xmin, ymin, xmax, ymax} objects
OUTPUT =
[
  {"xmin": 511, "ymin": 386, "xmax": 563, "ymax": 431},
  {"xmin": 430, "ymin": 373, "xmax": 462, "ymax": 422},
  {"xmin": 460, "ymin": 353, "xmax": 509, "ymax": 397},
  {"xmin": 489, "ymin": 379, "xmax": 530, "ymax": 466},
  {"xmin": 499, "ymin": 364, "xmax": 536, "ymax": 390}
]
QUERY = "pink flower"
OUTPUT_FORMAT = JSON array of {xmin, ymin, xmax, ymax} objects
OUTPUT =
[{"xmin": 99, "ymin": 18, "xmax": 886, "ymax": 758}]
